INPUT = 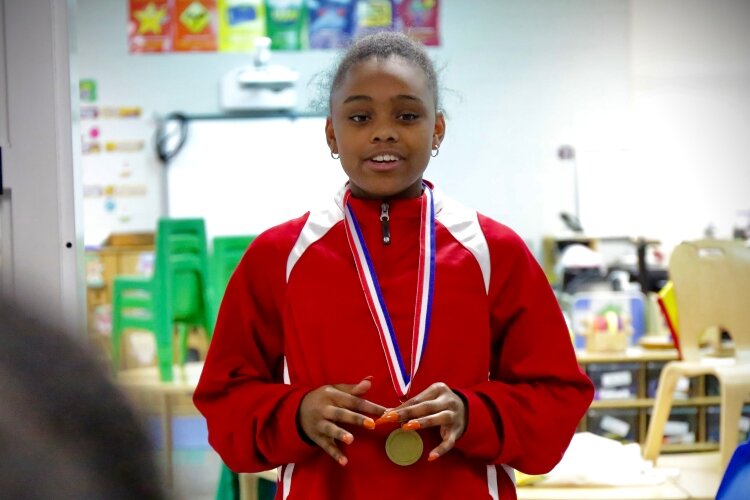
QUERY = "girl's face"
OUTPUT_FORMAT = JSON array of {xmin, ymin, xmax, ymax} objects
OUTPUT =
[{"xmin": 326, "ymin": 56, "xmax": 445, "ymax": 199}]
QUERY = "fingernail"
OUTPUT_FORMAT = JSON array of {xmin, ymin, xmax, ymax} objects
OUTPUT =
[
  {"xmin": 363, "ymin": 375, "xmax": 373, "ymax": 382},
  {"xmin": 374, "ymin": 412, "xmax": 399, "ymax": 425},
  {"xmin": 338, "ymin": 456, "xmax": 348, "ymax": 466},
  {"xmin": 342, "ymin": 433, "xmax": 354, "ymax": 445},
  {"xmin": 363, "ymin": 418, "xmax": 376, "ymax": 430},
  {"xmin": 428, "ymin": 451, "xmax": 440, "ymax": 462},
  {"xmin": 401, "ymin": 420, "xmax": 421, "ymax": 431}
]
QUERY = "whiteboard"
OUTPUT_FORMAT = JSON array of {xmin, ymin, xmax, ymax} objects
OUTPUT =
[{"xmin": 167, "ymin": 116, "xmax": 347, "ymax": 241}]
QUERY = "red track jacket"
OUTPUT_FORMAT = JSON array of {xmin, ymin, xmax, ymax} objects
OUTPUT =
[{"xmin": 194, "ymin": 185, "xmax": 594, "ymax": 499}]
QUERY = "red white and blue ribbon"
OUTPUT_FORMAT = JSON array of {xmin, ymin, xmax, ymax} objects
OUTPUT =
[{"xmin": 343, "ymin": 183, "xmax": 436, "ymax": 399}]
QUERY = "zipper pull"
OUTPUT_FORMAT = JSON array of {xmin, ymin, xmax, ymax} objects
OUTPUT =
[{"xmin": 380, "ymin": 202, "xmax": 391, "ymax": 245}]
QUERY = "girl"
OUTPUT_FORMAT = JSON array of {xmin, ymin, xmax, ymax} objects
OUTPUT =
[{"xmin": 194, "ymin": 31, "xmax": 593, "ymax": 499}]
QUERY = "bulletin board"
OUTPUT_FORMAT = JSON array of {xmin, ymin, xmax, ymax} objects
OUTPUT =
[{"xmin": 166, "ymin": 116, "xmax": 347, "ymax": 240}]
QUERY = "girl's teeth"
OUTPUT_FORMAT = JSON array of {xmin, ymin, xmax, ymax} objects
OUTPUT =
[{"xmin": 373, "ymin": 155, "xmax": 397, "ymax": 162}]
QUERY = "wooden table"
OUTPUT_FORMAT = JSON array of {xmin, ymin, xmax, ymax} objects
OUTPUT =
[
  {"xmin": 117, "ymin": 362, "xmax": 204, "ymax": 487},
  {"xmin": 517, "ymin": 452, "xmax": 721, "ymax": 500},
  {"xmin": 118, "ymin": 364, "xmax": 722, "ymax": 500},
  {"xmin": 116, "ymin": 362, "xmax": 277, "ymax": 499}
]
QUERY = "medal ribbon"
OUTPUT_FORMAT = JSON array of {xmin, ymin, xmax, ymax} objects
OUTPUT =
[{"xmin": 343, "ymin": 183, "xmax": 436, "ymax": 399}]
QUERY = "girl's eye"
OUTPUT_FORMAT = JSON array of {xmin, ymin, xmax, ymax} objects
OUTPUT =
[
  {"xmin": 398, "ymin": 113, "xmax": 420, "ymax": 121},
  {"xmin": 349, "ymin": 114, "xmax": 370, "ymax": 123}
]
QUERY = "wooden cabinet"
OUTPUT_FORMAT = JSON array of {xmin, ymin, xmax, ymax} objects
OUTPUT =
[
  {"xmin": 85, "ymin": 242, "xmax": 154, "ymax": 361},
  {"xmin": 577, "ymin": 348, "xmax": 721, "ymax": 453}
]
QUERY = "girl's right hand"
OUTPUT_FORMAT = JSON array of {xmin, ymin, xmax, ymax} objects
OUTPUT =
[{"xmin": 298, "ymin": 377, "xmax": 385, "ymax": 466}]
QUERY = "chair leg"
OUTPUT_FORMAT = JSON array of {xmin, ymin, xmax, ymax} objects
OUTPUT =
[
  {"xmin": 719, "ymin": 380, "xmax": 749, "ymax": 472},
  {"xmin": 155, "ymin": 312, "xmax": 174, "ymax": 382},
  {"xmin": 643, "ymin": 363, "xmax": 680, "ymax": 462},
  {"xmin": 176, "ymin": 323, "xmax": 189, "ymax": 365},
  {"xmin": 111, "ymin": 286, "xmax": 123, "ymax": 374}
]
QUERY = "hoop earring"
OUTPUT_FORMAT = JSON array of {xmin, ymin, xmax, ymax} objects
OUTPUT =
[
  {"xmin": 331, "ymin": 151, "xmax": 340, "ymax": 160},
  {"xmin": 431, "ymin": 146, "xmax": 440, "ymax": 158}
]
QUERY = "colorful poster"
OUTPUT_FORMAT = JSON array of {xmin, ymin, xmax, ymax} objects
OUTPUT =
[
  {"xmin": 174, "ymin": 0, "xmax": 218, "ymax": 52},
  {"xmin": 128, "ymin": 0, "xmax": 172, "ymax": 53},
  {"xmin": 396, "ymin": 0, "xmax": 439, "ymax": 46},
  {"xmin": 308, "ymin": 0, "xmax": 355, "ymax": 49},
  {"xmin": 266, "ymin": 0, "xmax": 306, "ymax": 50},
  {"xmin": 352, "ymin": 0, "xmax": 393, "ymax": 38},
  {"xmin": 218, "ymin": 0, "xmax": 266, "ymax": 52},
  {"xmin": 79, "ymin": 79, "xmax": 98, "ymax": 103}
]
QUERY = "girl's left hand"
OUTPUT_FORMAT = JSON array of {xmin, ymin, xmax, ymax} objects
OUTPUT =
[{"xmin": 375, "ymin": 382, "xmax": 466, "ymax": 462}]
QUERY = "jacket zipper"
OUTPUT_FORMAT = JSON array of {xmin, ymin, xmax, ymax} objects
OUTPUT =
[{"xmin": 380, "ymin": 201, "xmax": 391, "ymax": 245}]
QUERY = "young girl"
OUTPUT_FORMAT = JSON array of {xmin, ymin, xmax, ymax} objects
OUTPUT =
[{"xmin": 194, "ymin": 31, "xmax": 593, "ymax": 499}]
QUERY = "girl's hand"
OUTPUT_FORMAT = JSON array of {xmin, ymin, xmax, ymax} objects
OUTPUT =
[
  {"xmin": 375, "ymin": 382, "xmax": 466, "ymax": 462},
  {"xmin": 298, "ymin": 377, "xmax": 385, "ymax": 466}
]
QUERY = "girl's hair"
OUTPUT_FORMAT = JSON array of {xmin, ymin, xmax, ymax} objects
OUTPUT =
[{"xmin": 327, "ymin": 31, "xmax": 440, "ymax": 111}]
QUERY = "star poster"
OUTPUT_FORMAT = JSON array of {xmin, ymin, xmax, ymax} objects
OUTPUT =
[{"xmin": 128, "ymin": 0, "xmax": 172, "ymax": 53}]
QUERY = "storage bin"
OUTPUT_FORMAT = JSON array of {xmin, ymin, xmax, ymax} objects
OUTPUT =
[
  {"xmin": 587, "ymin": 362, "xmax": 640, "ymax": 400},
  {"xmin": 706, "ymin": 405, "xmax": 750, "ymax": 443},
  {"xmin": 569, "ymin": 291, "xmax": 647, "ymax": 349},
  {"xmin": 645, "ymin": 362, "xmax": 696, "ymax": 399},
  {"xmin": 646, "ymin": 407, "xmax": 698, "ymax": 445},
  {"xmin": 587, "ymin": 408, "xmax": 639, "ymax": 442},
  {"xmin": 705, "ymin": 375, "xmax": 720, "ymax": 396}
]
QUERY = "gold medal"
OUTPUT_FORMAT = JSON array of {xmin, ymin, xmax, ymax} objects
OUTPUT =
[{"xmin": 385, "ymin": 429, "xmax": 423, "ymax": 466}]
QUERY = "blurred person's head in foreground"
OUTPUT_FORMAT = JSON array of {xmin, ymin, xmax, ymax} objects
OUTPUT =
[{"xmin": 0, "ymin": 300, "xmax": 164, "ymax": 499}]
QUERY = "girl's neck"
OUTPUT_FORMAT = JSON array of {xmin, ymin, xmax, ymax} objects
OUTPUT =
[{"xmin": 348, "ymin": 180, "xmax": 424, "ymax": 201}]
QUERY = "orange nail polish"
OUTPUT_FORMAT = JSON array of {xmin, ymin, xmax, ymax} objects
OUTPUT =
[
  {"xmin": 338, "ymin": 456, "xmax": 348, "ymax": 466},
  {"xmin": 374, "ymin": 412, "xmax": 399, "ymax": 425},
  {"xmin": 342, "ymin": 433, "xmax": 354, "ymax": 445},
  {"xmin": 428, "ymin": 451, "xmax": 440, "ymax": 462},
  {"xmin": 363, "ymin": 418, "xmax": 376, "ymax": 430},
  {"xmin": 402, "ymin": 420, "xmax": 421, "ymax": 431}
]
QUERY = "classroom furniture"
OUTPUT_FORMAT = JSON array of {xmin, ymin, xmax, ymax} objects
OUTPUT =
[
  {"xmin": 517, "ymin": 451, "xmax": 720, "ymax": 499},
  {"xmin": 210, "ymin": 235, "xmax": 256, "ymax": 500},
  {"xmin": 116, "ymin": 362, "xmax": 277, "ymax": 498},
  {"xmin": 111, "ymin": 218, "xmax": 215, "ymax": 382},
  {"xmin": 542, "ymin": 235, "xmax": 665, "ymax": 292},
  {"xmin": 85, "ymin": 233, "xmax": 154, "ymax": 359},
  {"xmin": 116, "ymin": 359, "xmax": 720, "ymax": 499},
  {"xmin": 577, "ymin": 347, "xmax": 721, "ymax": 453},
  {"xmin": 117, "ymin": 362, "xmax": 203, "ymax": 488},
  {"xmin": 211, "ymin": 235, "xmax": 256, "ymax": 311},
  {"xmin": 643, "ymin": 239, "xmax": 750, "ymax": 471}
]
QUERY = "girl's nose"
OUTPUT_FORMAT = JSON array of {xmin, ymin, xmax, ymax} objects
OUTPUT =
[{"xmin": 370, "ymin": 121, "xmax": 398, "ymax": 143}]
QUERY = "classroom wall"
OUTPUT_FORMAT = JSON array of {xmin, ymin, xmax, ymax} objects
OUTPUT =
[
  {"xmin": 75, "ymin": 0, "xmax": 749, "ymax": 254},
  {"xmin": 627, "ymin": 0, "xmax": 750, "ymax": 249}
]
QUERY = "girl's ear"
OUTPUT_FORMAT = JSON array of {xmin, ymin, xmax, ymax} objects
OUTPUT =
[
  {"xmin": 325, "ymin": 116, "xmax": 338, "ymax": 153},
  {"xmin": 433, "ymin": 111, "xmax": 446, "ymax": 148}
]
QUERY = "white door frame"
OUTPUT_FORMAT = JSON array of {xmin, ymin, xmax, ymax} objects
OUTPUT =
[{"xmin": 1, "ymin": 0, "xmax": 84, "ymax": 337}]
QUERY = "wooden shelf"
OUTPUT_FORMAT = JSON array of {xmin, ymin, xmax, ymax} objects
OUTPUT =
[
  {"xmin": 578, "ymin": 350, "xmax": 724, "ymax": 451},
  {"xmin": 589, "ymin": 396, "xmax": 720, "ymax": 409},
  {"xmin": 577, "ymin": 347, "xmax": 678, "ymax": 364},
  {"xmin": 661, "ymin": 442, "xmax": 719, "ymax": 453}
]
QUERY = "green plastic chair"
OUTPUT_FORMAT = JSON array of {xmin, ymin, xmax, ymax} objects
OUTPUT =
[
  {"xmin": 211, "ymin": 235, "xmax": 259, "ymax": 500},
  {"xmin": 211, "ymin": 235, "xmax": 256, "ymax": 311},
  {"xmin": 111, "ymin": 218, "xmax": 214, "ymax": 382}
]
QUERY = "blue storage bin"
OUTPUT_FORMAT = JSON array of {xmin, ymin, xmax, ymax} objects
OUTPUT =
[{"xmin": 570, "ymin": 291, "xmax": 647, "ymax": 349}]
